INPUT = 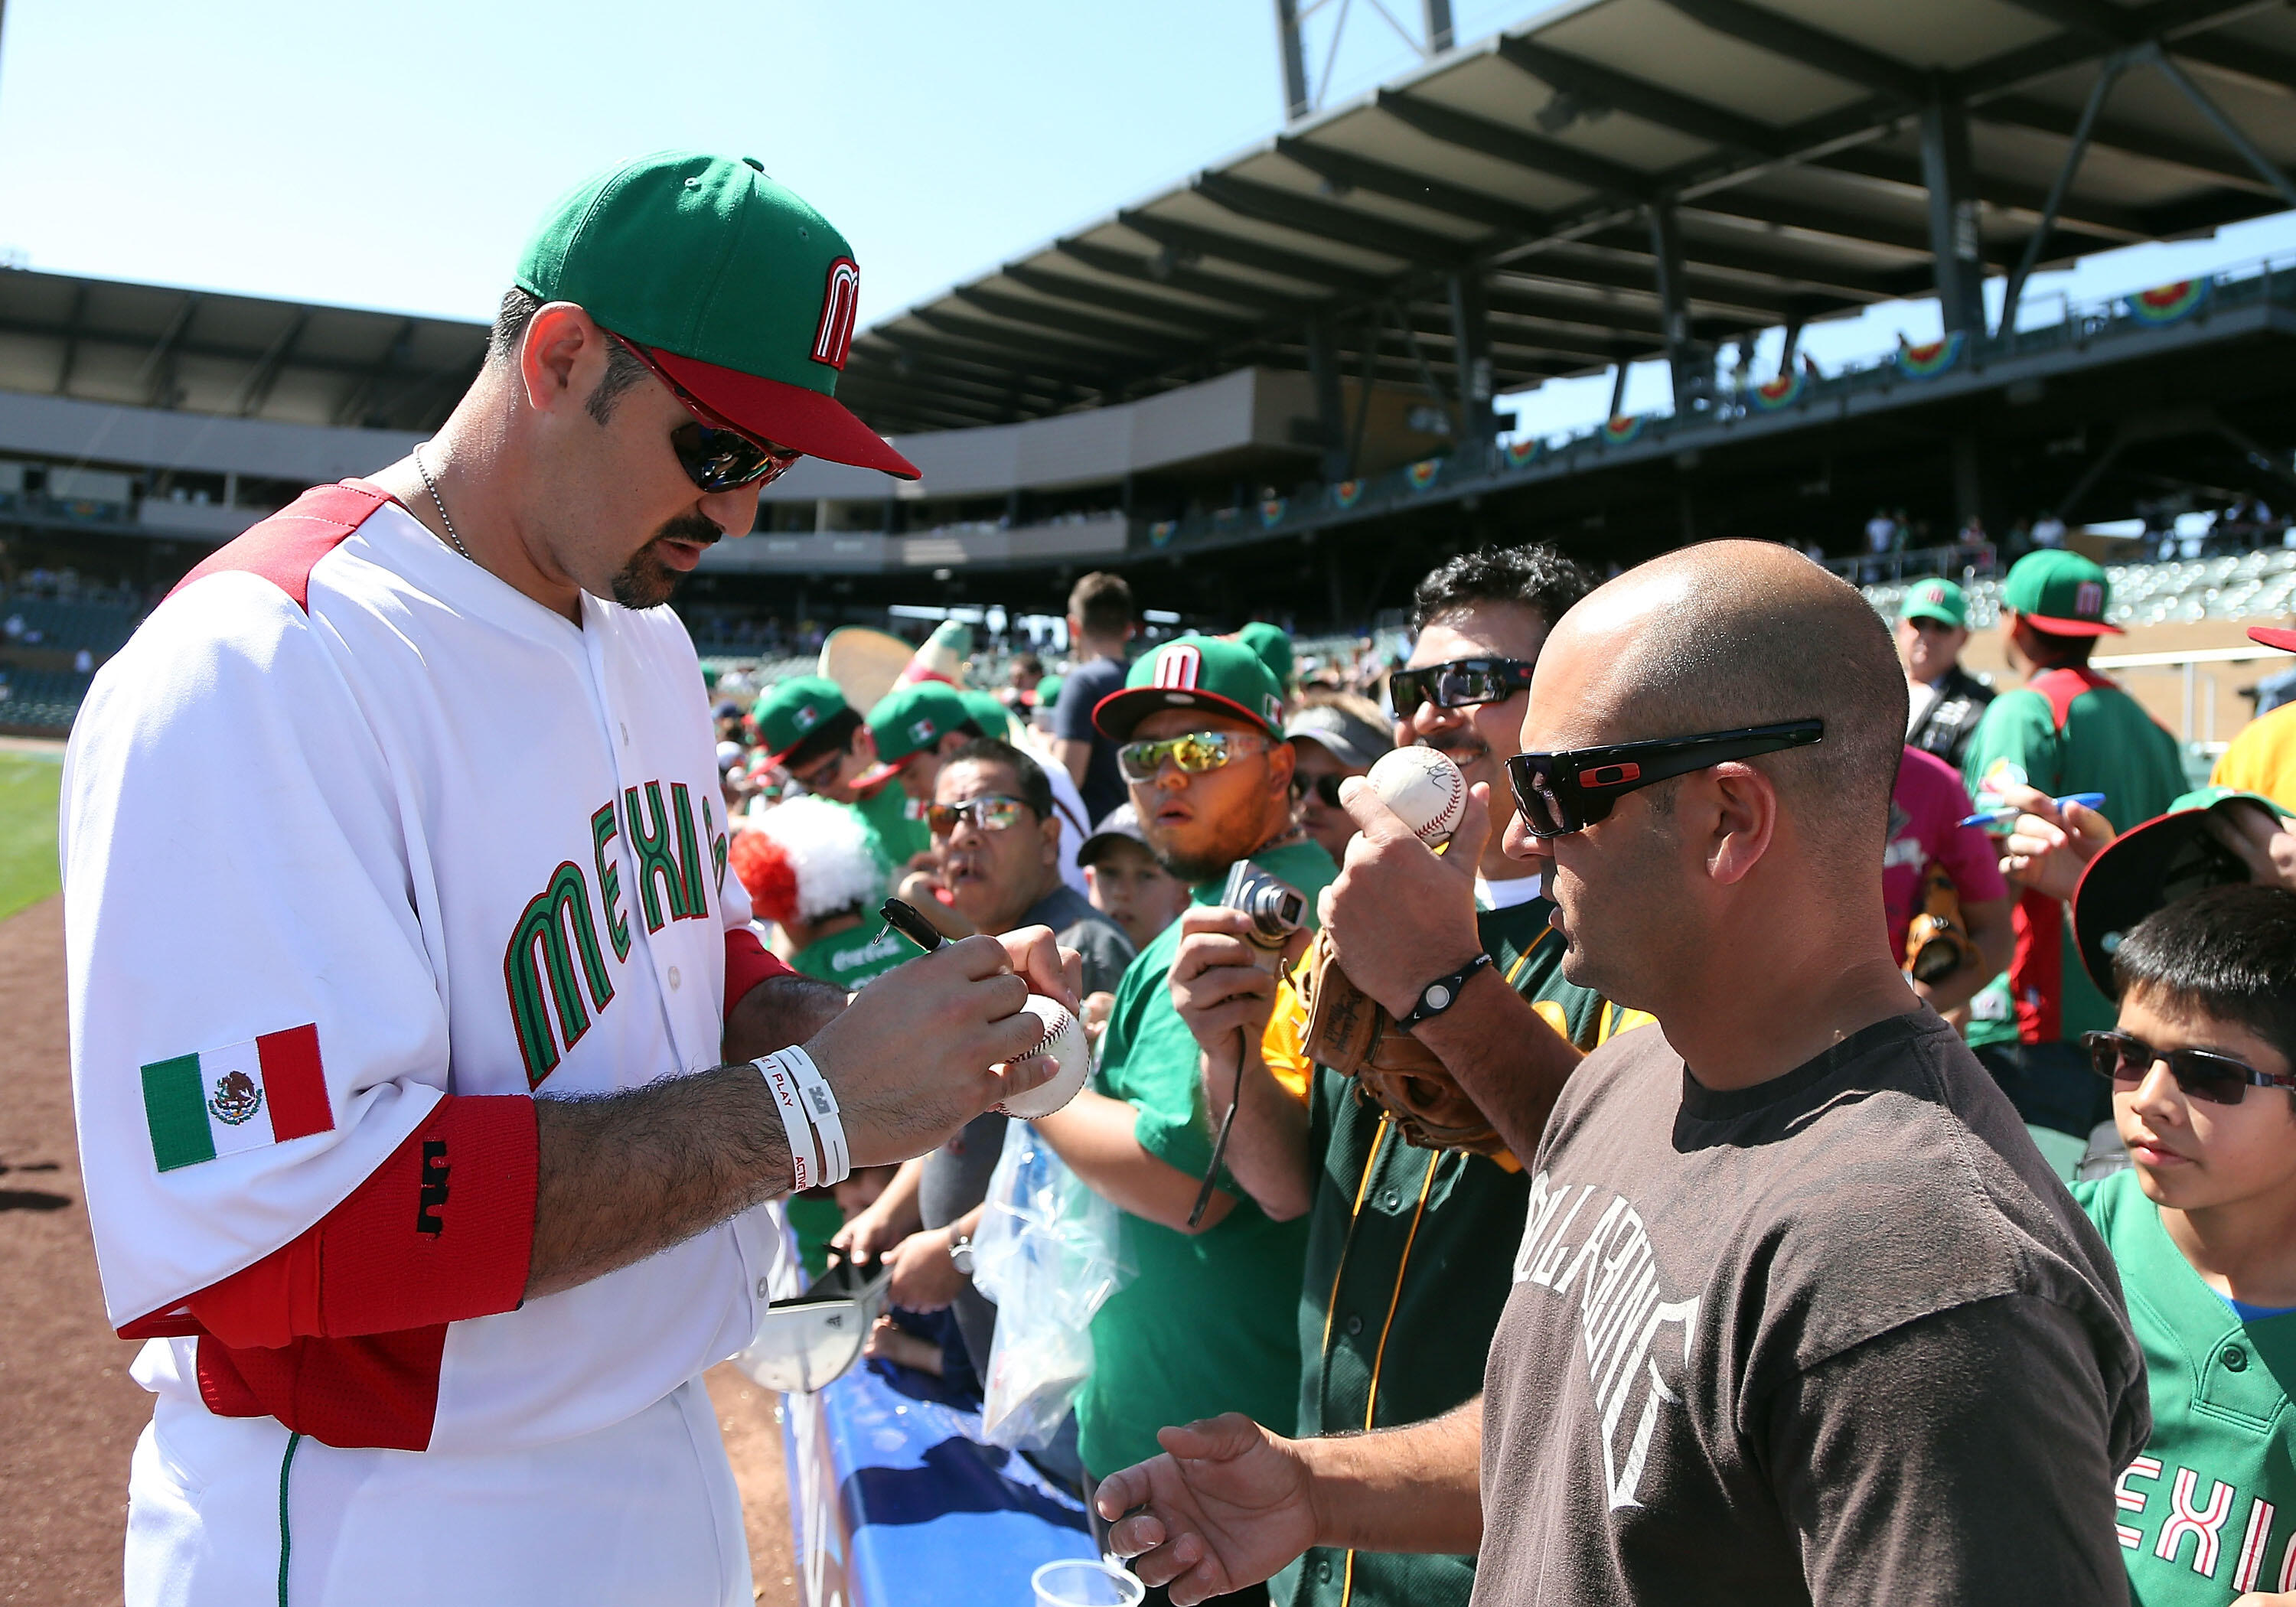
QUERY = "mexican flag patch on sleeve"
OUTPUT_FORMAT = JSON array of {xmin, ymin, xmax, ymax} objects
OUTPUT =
[{"xmin": 140, "ymin": 1024, "xmax": 334, "ymax": 1172}]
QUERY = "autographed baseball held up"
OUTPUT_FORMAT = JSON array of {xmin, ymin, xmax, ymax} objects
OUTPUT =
[
  {"xmin": 1367, "ymin": 745, "xmax": 1466, "ymax": 848},
  {"xmin": 995, "ymin": 994, "xmax": 1091, "ymax": 1119}
]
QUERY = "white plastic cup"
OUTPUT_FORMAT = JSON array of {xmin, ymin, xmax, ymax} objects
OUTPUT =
[{"xmin": 1032, "ymin": 1558, "xmax": 1146, "ymax": 1607}]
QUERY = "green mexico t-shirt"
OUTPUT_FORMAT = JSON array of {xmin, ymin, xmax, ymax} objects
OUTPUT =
[
  {"xmin": 852, "ymin": 780, "xmax": 930, "ymax": 868},
  {"xmin": 1075, "ymin": 836, "xmax": 1339, "ymax": 1478},
  {"xmin": 2075, "ymin": 1169, "xmax": 2296, "ymax": 1602},
  {"xmin": 1277, "ymin": 895, "xmax": 1642, "ymax": 1607},
  {"xmin": 788, "ymin": 922, "xmax": 918, "ymax": 989},
  {"xmin": 1960, "ymin": 673, "xmax": 2186, "ymax": 1048}
]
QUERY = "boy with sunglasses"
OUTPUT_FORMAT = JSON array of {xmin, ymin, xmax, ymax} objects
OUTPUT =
[
  {"xmin": 2068, "ymin": 884, "xmax": 2296, "ymax": 1605},
  {"xmin": 755, "ymin": 673, "xmax": 929, "ymax": 865}
]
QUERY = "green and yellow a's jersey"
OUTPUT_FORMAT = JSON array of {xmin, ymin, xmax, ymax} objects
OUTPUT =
[
  {"xmin": 2076, "ymin": 1169, "xmax": 2296, "ymax": 1604},
  {"xmin": 1267, "ymin": 896, "xmax": 1648, "ymax": 1607}
]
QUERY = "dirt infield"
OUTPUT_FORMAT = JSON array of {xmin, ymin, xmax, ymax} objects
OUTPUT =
[{"xmin": 0, "ymin": 895, "xmax": 793, "ymax": 1603}]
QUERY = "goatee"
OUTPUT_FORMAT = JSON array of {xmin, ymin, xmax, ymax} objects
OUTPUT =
[{"xmin": 610, "ymin": 513, "xmax": 721, "ymax": 609}]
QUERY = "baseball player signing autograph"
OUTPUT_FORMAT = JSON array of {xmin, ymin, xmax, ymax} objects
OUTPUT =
[{"xmin": 62, "ymin": 153, "xmax": 1077, "ymax": 1606}]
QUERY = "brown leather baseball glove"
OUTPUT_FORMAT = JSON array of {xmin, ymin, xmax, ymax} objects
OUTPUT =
[{"xmin": 1296, "ymin": 930, "xmax": 1506, "ymax": 1157}]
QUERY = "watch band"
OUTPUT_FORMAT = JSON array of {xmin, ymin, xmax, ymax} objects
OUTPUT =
[
  {"xmin": 1397, "ymin": 952, "xmax": 1495, "ymax": 1028},
  {"xmin": 947, "ymin": 1232, "xmax": 975, "ymax": 1276}
]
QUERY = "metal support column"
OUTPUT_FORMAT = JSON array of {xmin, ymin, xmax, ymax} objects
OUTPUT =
[
  {"xmin": 2146, "ymin": 45, "xmax": 2296, "ymax": 208},
  {"xmin": 1424, "ymin": 0, "xmax": 1453, "ymax": 53},
  {"xmin": 1919, "ymin": 86, "xmax": 1985, "ymax": 337},
  {"xmin": 1305, "ymin": 312, "xmax": 1351, "ymax": 482},
  {"xmin": 1999, "ymin": 54, "xmax": 2124, "ymax": 337},
  {"xmin": 1647, "ymin": 202, "xmax": 1707, "ymax": 412},
  {"xmin": 1607, "ymin": 360, "xmax": 1630, "ymax": 420},
  {"xmin": 1446, "ymin": 272, "xmax": 1496, "ymax": 458},
  {"xmin": 1275, "ymin": 0, "xmax": 1311, "ymax": 122},
  {"xmin": 1951, "ymin": 434, "xmax": 1983, "ymax": 536}
]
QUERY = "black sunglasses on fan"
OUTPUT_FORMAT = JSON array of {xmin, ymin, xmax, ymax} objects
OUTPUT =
[
  {"xmin": 1505, "ymin": 720, "xmax": 1825, "ymax": 838},
  {"xmin": 1390, "ymin": 657, "xmax": 1537, "ymax": 714},
  {"xmin": 1290, "ymin": 772, "xmax": 1349, "ymax": 807},
  {"xmin": 2082, "ymin": 1030, "xmax": 2296, "ymax": 1106}
]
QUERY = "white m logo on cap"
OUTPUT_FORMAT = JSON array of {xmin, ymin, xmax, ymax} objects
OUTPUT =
[
  {"xmin": 2075, "ymin": 580, "xmax": 2104, "ymax": 618},
  {"xmin": 1153, "ymin": 644, "xmax": 1203, "ymax": 691},
  {"xmin": 813, "ymin": 258, "xmax": 860, "ymax": 370}
]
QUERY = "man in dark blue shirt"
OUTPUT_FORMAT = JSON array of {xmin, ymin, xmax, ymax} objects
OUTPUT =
[{"xmin": 1051, "ymin": 570, "xmax": 1137, "ymax": 823}]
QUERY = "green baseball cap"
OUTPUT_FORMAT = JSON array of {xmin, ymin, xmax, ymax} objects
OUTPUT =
[
  {"xmin": 1034, "ymin": 673, "xmax": 1064, "ymax": 709},
  {"xmin": 755, "ymin": 675, "xmax": 853, "ymax": 762},
  {"xmin": 856, "ymin": 681, "xmax": 977, "ymax": 786},
  {"xmin": 2071, "ymin": 787, "xmax": 2293, "ymax": 993},
  {"xmin": 516, "ymin": 151, "xmax": 918, "ymax": 479},
  {"xmin": 2001, "ymin": 549, "xmax": 2122, "ymax": 636},
  {"xmin": 958, "ymin": 689, "xmax": 1018, "ymax": 741},
  {"xmin": 1092, "ymin": 634, "xmax": 1286, "ymax": 742},
  {"xmin": 1233, "ymin": 621, "xmax": 1295, "ymax": 689},
  {"xmin": 1900, "ymin": 577, "xmax": 1968, "ymax": 629}
]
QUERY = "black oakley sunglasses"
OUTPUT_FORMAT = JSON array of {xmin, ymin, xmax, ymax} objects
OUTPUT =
[
  {"xmin": 1505, "ymin": 720, "xmax": 1825, "ymax": 838},
  {"xmin": 1290, "ymin": 772, "xmax": 1349, "ymax": 807},
  {"xmin": 1390, "ymin": 657, "xmax": 1537, "ymax": 714},
  {"xmin": 2082, "ymin": 1030, "xmax": 2296, "ymax": 1107},
  {"xmin": 608, "ymin": 333, "xmax": 803, "ymax": 494}
]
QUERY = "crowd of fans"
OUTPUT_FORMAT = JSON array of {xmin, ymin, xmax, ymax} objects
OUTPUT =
[{"xmin": 703, "ymin": 538, "xmax": 2296, "ymax": 1606}]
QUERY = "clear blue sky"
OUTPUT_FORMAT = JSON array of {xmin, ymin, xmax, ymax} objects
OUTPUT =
[{"xmin": 2, "ymin": 0, "xmax": 2289, "ymax": 439}]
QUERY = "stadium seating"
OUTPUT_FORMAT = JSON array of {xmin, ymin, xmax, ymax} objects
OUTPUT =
[{"xmin": 1861, "ymin": 547, "xmax": 2296, "ymax": 630}]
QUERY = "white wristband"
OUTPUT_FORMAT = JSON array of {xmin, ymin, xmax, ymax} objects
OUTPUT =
[
  {"xmin": 781, "ymin": 1046, "xmax": 850, "ymax": 1188},
  {"xmin": 757, "ymin": 1053, "xmax": 821, "ymax": 1192}
]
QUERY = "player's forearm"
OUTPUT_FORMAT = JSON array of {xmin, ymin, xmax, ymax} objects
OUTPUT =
[
  {"xmin": 1199, "ymin": 1045, "xmax": 1313, "ymax": 1221},
  {"xmin": 1033, "ymin": 1088, "xmax": 1235, "ymax": 1234},
  {"xmin": 1300, "ymin": 1400, "xmax": 1483, "ymax": 1556},
  {"xmin": 1409, "ymin": 971, "xmax": 1581, "ymax": 1160},
  {"xmin": 526, "ymin": 1061, "xmax": 788, "ymax": 1299},
  {"xmin": 724, "ymin": 972, "xmax": 847, "ymax": 1063}
]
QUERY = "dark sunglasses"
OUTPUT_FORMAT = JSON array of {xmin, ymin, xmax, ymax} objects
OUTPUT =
[
  {"xmin": 925, "ymin": 795, "xmax": 1033, "ymax": 836},
  {"xmin": 608, "ymin": 334, "xmax": 803, "ymax": 494},
  {"xmin": 2082, "ymin": 1030, "xmax": 2296, "ymax": 1106},
  {"xmin": 1505, "ymin": 720, "xmax": 1825, "ymax": 838},
  {"xmin": 1290, "ymin": 773, "xmax": 1349, "ymax": 808},
  {"xmin": 1390, "ymin": 657, "xmax": 1537, "ymax": 714}
]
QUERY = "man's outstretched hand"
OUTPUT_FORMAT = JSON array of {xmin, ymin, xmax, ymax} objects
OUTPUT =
[{"xmin": 1094, "ymin": 1414, "xmax": 1319, "ymax": 1606}]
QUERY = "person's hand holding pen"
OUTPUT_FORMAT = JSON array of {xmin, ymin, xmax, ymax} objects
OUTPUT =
[{"xmin": 1991, "ymin": 786, "xmax": 2116, "ymax": 904}]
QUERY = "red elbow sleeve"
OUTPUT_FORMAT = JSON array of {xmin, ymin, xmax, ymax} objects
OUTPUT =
[{"xmin": 724, "ymin": 925, "xmax": 794, "ymax": 1022}]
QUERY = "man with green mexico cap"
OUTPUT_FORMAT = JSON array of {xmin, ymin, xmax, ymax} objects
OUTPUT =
[
  {"xmin": 1023, "ymin": 635, "xmax": 1333, "ymax": 1584},
  {"xmin": 1962, "ymin": 548, "xmax": 2187, "ymax": 1138},
  {"xmin": 755, "ymin": 673, "xmax": 925, "ymax": 862},
  {"xmin": 71, "ymin": 151, "xmax": 1080, "ymax": 1607},
  {"xmin": 856, "ymin": 681, "xmax": 982, "ymax": 872},
  {"xmin": 1897, "ymin": 576, "xmax": 1994, "ymax": 769}
]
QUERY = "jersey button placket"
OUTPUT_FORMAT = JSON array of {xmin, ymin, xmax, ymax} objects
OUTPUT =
[{"xmin": 2223, "ymin": 1345, "xmax": 2249, "ymax": 1373}]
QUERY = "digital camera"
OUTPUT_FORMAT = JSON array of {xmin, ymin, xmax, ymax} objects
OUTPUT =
[{"xmin": 1221, "ymin": 860, "xmax": 1307, "ymax": 972}]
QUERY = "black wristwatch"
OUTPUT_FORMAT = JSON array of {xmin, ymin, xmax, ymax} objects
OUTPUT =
[{"xmin": 1398, "ymin": 953, "xmax": 1494, "ymax": 1028}]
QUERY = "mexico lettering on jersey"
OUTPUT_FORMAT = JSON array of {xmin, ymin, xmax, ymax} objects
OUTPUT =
[
  {"xmin": 1512, "ymin": 1171, "xmax": 1699, "ymax": 1511},
  {"xmin": 64, "ymin": 482, "xmax": 788, "ymax": 1455},
  {"xmin": 2115, "ymin": 1455, "xmax": 2296, "ymax": 1594}
]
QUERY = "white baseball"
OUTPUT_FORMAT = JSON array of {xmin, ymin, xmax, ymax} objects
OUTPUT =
[
  {"xmin": 994, "ymin": 994, "xmax": 1091, "ymax": 1120},
  {"xmin": 1366, "ymin": 745, "xmax": 1466, "ymax": 846}
]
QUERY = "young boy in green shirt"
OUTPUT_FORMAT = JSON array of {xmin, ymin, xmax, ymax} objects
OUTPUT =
[{"xmin": 2069, "ymin": 882, "xmax": 2296, "ymax": 1605}]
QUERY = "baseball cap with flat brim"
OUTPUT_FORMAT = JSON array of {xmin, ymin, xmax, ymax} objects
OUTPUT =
[
  {"xmin": 1900, "ymin": 577, "xmax": 1968, "ymax": 629},
  {"xmin": 2071, "ymin": 787, "xmax": 2294, "ymax": 993},
  {"xmin": 851, "ymin": 681, "xmax": 976, "ymax": 790},
  {"xmin": 755, "ymin": 675, "xmax": 853, "ymax": 764},
  {"xmin": 2254, "ymin": 625, "xmax": 2296, "ymax": 653},
  {"xmin": 517, "ymin": 152, "xmax": 918, "ymax": 480},
  {"xmin": 2001, "ymin": 549, "xmax": 2123, "ymax": 636},
  {"xmin": 1077, "ymin": 802, "xmax": 1151, "ymax": 869},
  {"xmin": 1092, "ymin": 635, "xmax": 1286, "ymax": 742}
]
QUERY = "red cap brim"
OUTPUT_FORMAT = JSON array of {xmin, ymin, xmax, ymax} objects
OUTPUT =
[
  {"xmin": 2016, "ymin": 612, "xmax": 2124, "ymax": 637},
  {"xmin": 2252, "ymin": 626, "xmax": 2296, "ymax": 654},
  {"xmin": 850, "ymin": 755, "xmax": 914, "ymax": 792},
  {"xmin": 649, "ymin": 348, "xmax": 920, "ymax": 481}
]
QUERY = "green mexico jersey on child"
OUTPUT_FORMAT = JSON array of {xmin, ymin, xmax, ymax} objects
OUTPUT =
[{"xmin": 2076, "ymin": 1169, "xmax": 2296, "ymax": 1602}]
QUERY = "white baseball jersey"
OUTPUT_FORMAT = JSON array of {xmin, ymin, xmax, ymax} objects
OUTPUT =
[{"xmin": 64, "ymin": 481, "xmax": 794, "ymax": 1605}]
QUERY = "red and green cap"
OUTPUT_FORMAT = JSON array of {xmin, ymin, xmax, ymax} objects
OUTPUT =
[
  {"xmin": 2071, "ymin": 786, "xmax": 2294, "ymax": 993},
  {"xmin": 2000, "ymin": 549, "xmax": 2122, "ymax": 636},
  {"xmin": 1093, "ymin": 635, "xmax": 1285, "ymax": 742},
  {"xmin": 515, "ymin": 151, "xmax": 918, "ymax": 479},
  {"xmin": 2253, "ymin": 624, "xmax": 2296, "ymax": 654},
  {"xmin": 1231, "ymin": 621, "xmax": 1295, "ymax": 690},
  {"xmin": 854, "ymin": 681, "xmax": 976, "ymax": 787},
  {"xmin": 958, "ymin": 689, "xmax": 1019, "ymax": 741},
  {"xmin": 754, "ymin": 675, "xmax": 853, "ymax": 762}
]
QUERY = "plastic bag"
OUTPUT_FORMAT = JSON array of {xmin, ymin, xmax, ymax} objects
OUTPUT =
[{"xmin": 971, "ymin": 1117, "xmax": 1133, "ymax": 1450}]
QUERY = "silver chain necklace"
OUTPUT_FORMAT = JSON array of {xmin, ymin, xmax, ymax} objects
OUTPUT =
[{"xmin": 413, "ymin": 444, "xmax": 474, "ymax": 563}]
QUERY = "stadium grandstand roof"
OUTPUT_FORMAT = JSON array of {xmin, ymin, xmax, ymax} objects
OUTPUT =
[
  {"xmin": 0, "ymin": 269, "xmax": 487, "ymax": 433},
  {"xmin": 841, "ymin": 0, "xmax": 2296, "ymax": 437}
]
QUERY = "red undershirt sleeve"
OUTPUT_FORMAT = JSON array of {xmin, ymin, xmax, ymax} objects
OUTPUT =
[
  {"xmin": 724, "ymin": 925, "xmax": 795, "ymax": 1022},
  {"xmin": 121, "ymin": 1094, "xmax": 538, "ymax": 1348}
]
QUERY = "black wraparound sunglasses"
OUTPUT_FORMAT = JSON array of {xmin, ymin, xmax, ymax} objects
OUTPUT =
[
  {"xmin": 1505, "ymin": 720, "xmax": 1824, "ymax": 838},
  {"xmin": 1290, "ymin": 772, "xmax": 1348, "ymax": 807},
  {"xmin": 1390, "ymin": 657, "xmax": 1537, "ymax": 714},
  {"xmin": 609, "ymin": 333, "xmax": 803, "ymax": 494},
  {"xmin": 2082, "ymin": 1030, "xmax": 2296, "ymax": 1106}
]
